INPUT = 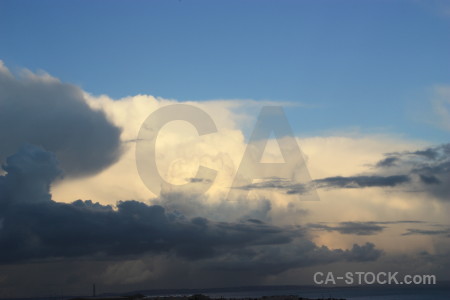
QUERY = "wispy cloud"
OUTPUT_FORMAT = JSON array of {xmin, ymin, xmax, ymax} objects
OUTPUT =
[
  {"xmin": 233, "ymin": 142, "xmax": 450, "ymax": 204},
  {"xmin": 402, "ymin": 228, "xmax": 450, "ymax": 237},
  {"xmin": 307, "ymin": 221, "xmax": 425, "ymax": 236}
]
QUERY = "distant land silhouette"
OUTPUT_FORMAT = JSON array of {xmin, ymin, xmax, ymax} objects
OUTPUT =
[
  {"xmin": 1, "ymin": 283, "xmax": 450, "ymax": 300},
  {"xmin": 70, "ymin": 293, "xmax": 345, "ymax": 300}
]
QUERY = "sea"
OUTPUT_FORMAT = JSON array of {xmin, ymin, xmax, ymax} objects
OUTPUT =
[
  {"xmin": 145, "ymin": 284, "xmax": 450, "ymax": 300},
  {"xmin": 4, "ymin": 284, "xmax": 449, "ymax": 300}
]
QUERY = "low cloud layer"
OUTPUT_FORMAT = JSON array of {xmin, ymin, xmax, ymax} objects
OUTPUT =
[{"xmin": 0, "ymin": 62, "xmax": 122, "ymax": 177}]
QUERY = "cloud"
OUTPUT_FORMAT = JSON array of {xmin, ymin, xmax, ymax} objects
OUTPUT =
[
  {"xmin": 0, "ymin": 144, "xmax": 381, "ymax": 270},
  {"xmin": 313, "ymin": 175, "xmax": 410, "ymax": 189},
  {"xmin": 307, "ymin": 221, "xmax": 424, "ymax": 236},
  {"xmin": 0, "ymin": 62, "xmax": 448, "ymax": 296},
  {"xmin": 204, "ymin": 242, "xmax": 383, "ymax": 275},
  {"xmin": 375, "ymin": 156, "xmax": 399, "ymax": 167},
  {"xmin": 0, "ymin": 144, "xmax": 61, "ymax": 208},
  {"xmin": 233, "ymin": 142, "xmax": 450, "ymax": 205},
  {"xmin": 344, "ymin": 242, "xmax": 383, "ymax": 261},
  {"xmin": 402, "ymin": 228, "xmax": 450, "ymax": 237},
  {"xmin": 308, "ymin": 222, "xmax": 386, "ymax": 236},
  {"xmin": 0, "ymin": 62, "xmax": 122, "ymax": 177},
  {"xmin": 374, "ymin": 143, "xmax": 450, "ymax": 201},
  {"xmin": 233, "ymin": 174, "xmax": 410, "ymax": 195},
  {"xmin": 48, "ymin": 89, "xmax": 437, "ymax": 237}
]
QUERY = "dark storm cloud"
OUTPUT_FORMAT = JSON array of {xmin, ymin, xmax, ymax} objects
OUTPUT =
[
  {"xmin": 205, "ymin": 242, "xmax": 383, "ymax": 275},
  {"xmin": 0, "ymin": 145, "xmax": 294, "ymax": 262},
  {"xmin": 0, "ymin": 199, "xmax": 295, "ymax": 263},
  {"xmin": 0, "ymin": 144, "xmax": 61, "ymax": 207},
  {"xmin": 0, "ymin": 64, "xmax": 122, "ymax": 177},
  {"xmin": 0, "ymin": 145, "xmax": 383, "ymax": 270}
]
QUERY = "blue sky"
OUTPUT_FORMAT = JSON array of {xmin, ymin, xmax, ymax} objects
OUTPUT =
[{"xmin": 1, "ymin": 0, "xmax": 449, "ymax": 141}]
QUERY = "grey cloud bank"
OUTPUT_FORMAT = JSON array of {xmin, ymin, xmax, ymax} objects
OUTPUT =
[
  {"xmin": 0, "ymin": 62, "xmax": 122, "ymax": 177},
  {"xmin": 0, "ymin": 145, "xmax": 382, "ymax": 269}
]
